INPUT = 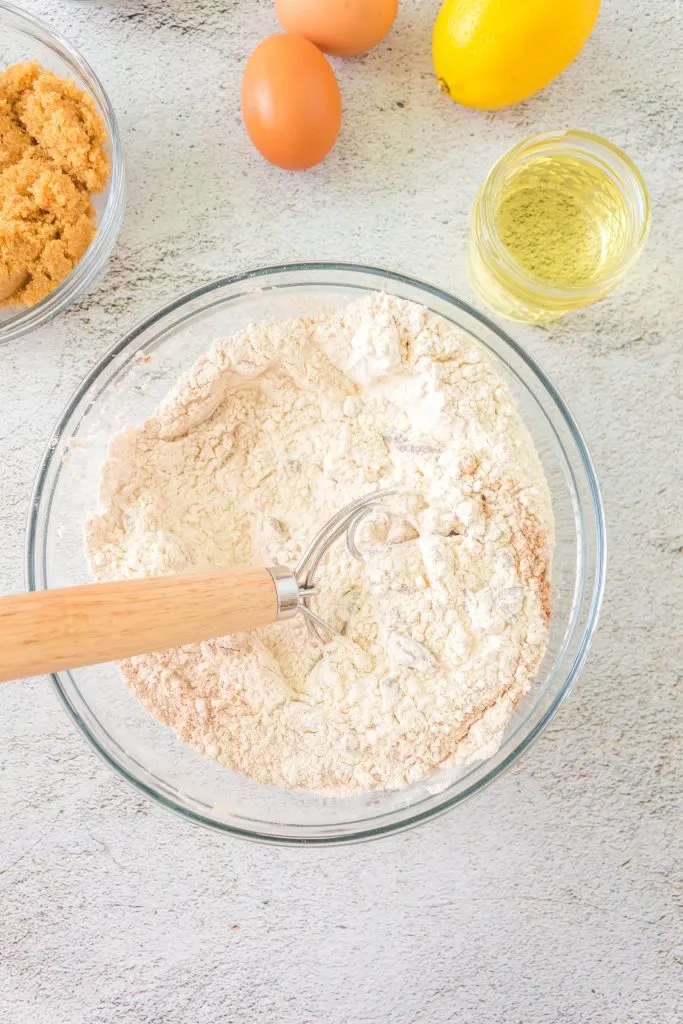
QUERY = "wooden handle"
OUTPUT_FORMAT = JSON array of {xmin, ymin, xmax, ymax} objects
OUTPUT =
[{"xmin": 0, "ymin": 568, "xmax": 279, "ymax": 683}]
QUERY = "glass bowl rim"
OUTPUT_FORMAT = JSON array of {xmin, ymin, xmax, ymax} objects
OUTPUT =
[
  {"xmin": 0, "ymin": 0, "xmax": 126, "ymax": 345},
  {"xmin": 25, "ymin": 261, "xmax": 607, "ymax": 845}
]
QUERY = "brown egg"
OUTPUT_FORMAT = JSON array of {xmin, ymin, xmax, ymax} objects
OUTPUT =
[
  {"xmin": 241, "ymin": 34, "xmax": 342, "ymax": 171},
  {"xmin": 275, "ymin": 0, "xmax": 399, "ymax": 57}
]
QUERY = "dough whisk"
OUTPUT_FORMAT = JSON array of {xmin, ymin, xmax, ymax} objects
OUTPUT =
[{"xmin": 0, "ymin": 489, "xmax": 395, "ymax": 683}]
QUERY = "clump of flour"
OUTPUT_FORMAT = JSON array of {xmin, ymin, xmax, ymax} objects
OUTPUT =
[{"xmin": 85, "ymin": 293, "xmax": 553, "ymax": 795}]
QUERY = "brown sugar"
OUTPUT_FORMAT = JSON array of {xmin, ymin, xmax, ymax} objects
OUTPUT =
[{"xmin": 0, "ymin": 61, "xmax": 110, "ymax": 309}]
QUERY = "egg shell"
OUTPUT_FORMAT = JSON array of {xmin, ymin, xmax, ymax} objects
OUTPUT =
[
  {"xmin": 275, "ymin": 0, "xmax": 399, "ymax": 57},
  {"xmin": 241, "ymin": 34, "xmax": 342, "ymax": 170}
]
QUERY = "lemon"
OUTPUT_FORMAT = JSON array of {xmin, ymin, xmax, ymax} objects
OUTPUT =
[{"xmin": 433, "ymin": 0, "xmax": 600, "ymax": 110}]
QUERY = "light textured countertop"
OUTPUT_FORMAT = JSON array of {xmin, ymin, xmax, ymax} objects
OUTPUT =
[{"xmin": 1, "ymin": 1, "xmax": 681, "ymax": 1021}]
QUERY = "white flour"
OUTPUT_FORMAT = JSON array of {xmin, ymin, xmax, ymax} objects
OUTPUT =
[{"xmin": 85, "ymin": 293, "xmax": 553, "ymax": 794}]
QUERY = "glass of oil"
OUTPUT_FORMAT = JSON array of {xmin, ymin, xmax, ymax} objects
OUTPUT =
[{"xmin": 469, "ymin": 130, "xmax": 650, "ymax": 324}]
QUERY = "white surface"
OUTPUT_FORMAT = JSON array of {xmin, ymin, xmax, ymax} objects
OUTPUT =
[{"xmin": 1, "ymin": 1, "xmax": 681, "ymax": 1021}]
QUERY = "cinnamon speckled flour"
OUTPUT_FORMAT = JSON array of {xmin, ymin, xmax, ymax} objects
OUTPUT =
[{"xmin": 85, "ymin": 294, "xmax": 553, "ymax": 794}]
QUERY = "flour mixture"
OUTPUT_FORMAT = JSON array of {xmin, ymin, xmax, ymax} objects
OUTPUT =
[{"xmin": 85, "ymin": 294, "xmax": 554, "ymax": 794}]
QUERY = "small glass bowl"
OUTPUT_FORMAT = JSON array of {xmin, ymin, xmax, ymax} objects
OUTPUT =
[
  {"xmin": 469, "ymin": 130, "xmax": 650, "ymax": 324},
  {"xmin": 0, "ymin": 0, "xmax": 125, "ymax": 345},
  {"xmin": 26, "ymin": 264, "xmax": 606, "ymax": 845}
]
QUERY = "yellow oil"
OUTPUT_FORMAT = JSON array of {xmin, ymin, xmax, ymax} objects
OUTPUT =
[{"xmin": 494, "ymin": 154, "xmax": 631, "ymax": 290}]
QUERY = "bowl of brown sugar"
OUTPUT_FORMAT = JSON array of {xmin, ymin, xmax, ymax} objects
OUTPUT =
[{"xmin": 0, "ymin": 1, "xmax": 125, "ymax": 344}]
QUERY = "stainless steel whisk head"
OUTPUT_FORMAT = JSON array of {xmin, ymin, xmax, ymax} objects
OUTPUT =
[{"xmin": 270, "ymin": 489, "xmax": 397, "ymax": 643}]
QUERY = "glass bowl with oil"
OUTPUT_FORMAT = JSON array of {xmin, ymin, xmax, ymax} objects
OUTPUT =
[{"xmin": 469, "ymin": 130, "xmax": 650, "ymax": 324}]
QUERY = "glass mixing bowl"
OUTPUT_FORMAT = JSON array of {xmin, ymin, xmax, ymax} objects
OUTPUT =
[
  {"xmin": 26, "ymin": 264, "xmax": 606, "ymax": 844},
  {"xmin": 0, "ymin": 0, "xmax": 125, "ymax": 344}
]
